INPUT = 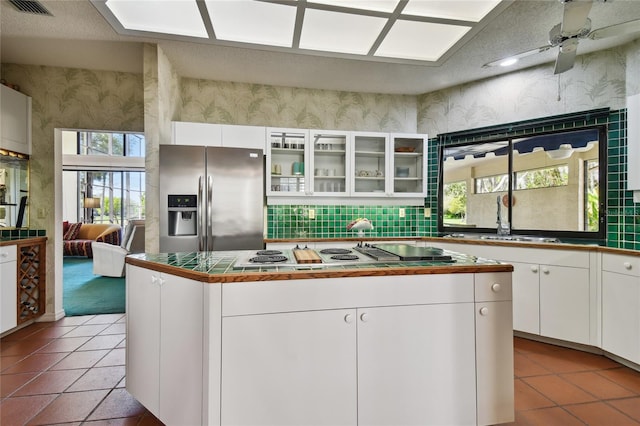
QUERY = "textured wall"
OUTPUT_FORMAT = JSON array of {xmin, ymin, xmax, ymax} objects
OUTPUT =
[
  {"xmin": 180, "ymin": 79, "xmax": 418, "ymax": 133},
  {"xmin": 1, "ymin": 63, "xmax": 144, "ymax": 317}
]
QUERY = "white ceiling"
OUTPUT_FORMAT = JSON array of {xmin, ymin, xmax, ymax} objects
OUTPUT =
[{"xmin": 2, "ymin": 0, "xmax": 640, "ymax": 95}]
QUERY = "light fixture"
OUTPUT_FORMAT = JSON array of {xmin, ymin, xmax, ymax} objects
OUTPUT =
[
  {"xmin": 499, "ymin": 58, "xmax": 518, "ymax": 67},
  {"xmin": 546, "ymin": 144, "xmax": 574, "ymax": 160},
  {"xmin": 84, "ymin": 197, "xmax": 101, "ymax": 223}
]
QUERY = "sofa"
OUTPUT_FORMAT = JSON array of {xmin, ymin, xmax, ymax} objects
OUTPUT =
[{"xmin": 63, "ymin": 222, "xmax": 121, "ymax": 258}]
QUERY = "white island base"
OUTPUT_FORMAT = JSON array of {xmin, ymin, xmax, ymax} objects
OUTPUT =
[{"xmin": 126, "ymin": 264, "xmax": 514, "ymax": 426}]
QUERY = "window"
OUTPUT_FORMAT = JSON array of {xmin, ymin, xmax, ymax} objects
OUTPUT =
[
  {"xmin": 438, "ymin": 123, "xmax": 606, "ymax": 240},
  {"xmin": 62, "ymin": 130, "xmax": 145, "ymax": 225}
]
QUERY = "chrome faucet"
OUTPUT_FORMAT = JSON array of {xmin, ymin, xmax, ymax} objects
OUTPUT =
[{"xmin": 496, "ymin": 195, "xmax": 510, "ymax": 235}]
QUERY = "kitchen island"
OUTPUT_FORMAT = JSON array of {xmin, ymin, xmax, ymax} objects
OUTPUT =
[{"xmin": 125, "ymin": 249, "xmax": 514, "ymax": 426}]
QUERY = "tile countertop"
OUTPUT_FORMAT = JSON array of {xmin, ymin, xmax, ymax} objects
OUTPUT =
[
  {"xmin": 0, "ymin": 236, "xmax": 47, "ymax": 246},
  {"xmin": 125, "ymin": 250, "xmax": 513, "ymax": 284}
]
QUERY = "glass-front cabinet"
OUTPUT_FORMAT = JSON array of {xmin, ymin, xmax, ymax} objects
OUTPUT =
[
  {"xmin": 309, "ymin": 130, "xmax": 349, "ymax": 196},
  {"xmin": 390, "ymin": 134, "xmax": 427, "ymax": 197},
  {"xmin": 0, "ymin": 152, "xmax": 29, "ymax": 228},
  {"xmin": 352, "ymin": 132, "xmax": 389, "ymax": 196},
  {"xmin": 267, "ymin": 128, "xmax": 309, "ymax": 196}
]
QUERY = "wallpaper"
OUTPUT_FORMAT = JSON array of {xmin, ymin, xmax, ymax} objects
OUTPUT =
[
  {"xmin": 1, "ymin": 63, "xmax": 144, "ymax": 316},
  {"xmin": 180, "ymin": 78, "xmax": 418, "ymax": 133}
]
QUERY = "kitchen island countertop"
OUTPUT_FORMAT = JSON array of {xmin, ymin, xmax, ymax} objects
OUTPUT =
[{"xmin": 126, "ymin": 249, "xmax": 513, "ymax": 283}]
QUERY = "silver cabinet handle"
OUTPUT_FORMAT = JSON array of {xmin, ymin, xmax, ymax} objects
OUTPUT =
[
  {"xmin": 207, "ymin": 175, "xmax": 213, "ymax": 251},
  {"xmin": 198, "ymin": 176, "xmax": 204, "ymax": 251}
]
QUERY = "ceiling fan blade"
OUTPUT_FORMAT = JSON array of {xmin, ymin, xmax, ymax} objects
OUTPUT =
[
  {"xmin": 561, "ymin": 0, "xmax": 593, "ymax": 35},
  {"xmin": 589, "ymin": 19, "xmax": 640, "ymax": 40},
  {"xmin": 483, "ymin": 45, "xmax": 553, "ymax": 68},
  {"xmin": 554, "ymin": 39, "xmax": 579, "ymax": 74}
]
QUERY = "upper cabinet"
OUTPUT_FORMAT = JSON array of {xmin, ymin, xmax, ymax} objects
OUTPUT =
[
  {"xmin": 267, "ymin": 128, "xmax": 309, "ymax": 197},
  {"xmin": 268, "ymin": 128, "xmax": 427, "ymax": 201},
  {"xmin": 171, "ymin": 122, "xmax": 265, "ymax": 150},
  {"xmin": 1, "ymin": 85, "xmax": 32, "ymax": 156},
  {"xmin": 390, "ymin": 133, "xmax": 428, "ymax": 198},
  {"xmin": 627, "ymin": 94, "xmax": 640, "ymax": 196}
]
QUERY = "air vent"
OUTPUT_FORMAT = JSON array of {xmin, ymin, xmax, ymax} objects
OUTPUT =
[{"xmin": 8, "ymin": 0, "xmax": 52, "ymax": 16}]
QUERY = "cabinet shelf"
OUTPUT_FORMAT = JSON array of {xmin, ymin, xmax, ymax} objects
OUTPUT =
[
  {"xmin": 356, "ymin": 177, "xmax": 385, "ymax": 181},
  {"xmin": 355, "ymin": 150, "xmax": 385, "ymax": 157}
]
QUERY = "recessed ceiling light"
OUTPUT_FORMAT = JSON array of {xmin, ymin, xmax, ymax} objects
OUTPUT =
[
  {"xmin": 105, "ymin": 0, "xmax": 208, "ymax": 38},
  {"xmin": 205, "ymin": 0, "xmax": 296, "ymax": 47},
  {"xmin": 376, "ymin": 20, "xmax": 471, "ymax": 61},
  {"xmin": 500, "ymin": 58, "xmax": 518, "ymax": 67},
  {"xmin": 402, "ymin": 0, "xmax": 502, "ymax": 22},
  {"xmin": 300, "ymin": 9, "xmax": 387, "ymax": 55},
  {"xmin": 308, "ymin": 0, "xmax": 400, "ymax": 13}
]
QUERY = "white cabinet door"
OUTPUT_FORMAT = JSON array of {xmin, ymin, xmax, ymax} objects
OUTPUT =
[
  {"xmin": 510, "ymin": 261, "xmax": 540, "ymax": 334},
  {"xmin": 351, "ymin": 131, "xmax": 389, "ymax": 196},
  {"xmin": 266, "ymin": 128, "xmax": 309, "ymax": 197},
  {"xmin": 1, "ymin": 85, "xmax": 31, "ymax": 155},
  {"xmin": 221, "ymin": 124, "xmax": 265, "ymax": 150},
  {"xmin": 475, "ymin": 301, "xmax": 515, "ymax": 425},
  {"xmin": 0, "ymin": 245, "xmax": 17, "ymax": 333},
  {"xmin": 172, "ymin": 121, "xmax": 222, "ymax": 146},
  {"xmin": 540, "ymin": 265, "xmax": 590, "ymax": 344},
  {"xmin": 159, "ymin": 272, "xmax": 203, "ymax": 425},
  {"xmin": 309, "ymin": 129, "xmax": 350, "ymax": 196},
  {"xmin": 602, "ymin": 271, "xmax": 640, "ymax": 364},
  {"xmin": 126, "ymin": 265, "xmax": 204, "ymax": 425},
  {"xmin": 221, "ymin": 309, "xmax": 357, "ymax": 426},
  {"xmin": 126, "ymin": 265, "xmax": 161, "ymax": 417},
  {"xmin": 389, "ymin": 133, "xmax": 428, "ymax": 198},
  {"xmin": 357, "ymin": 304, "xmax": 477, "ymax": 426}
]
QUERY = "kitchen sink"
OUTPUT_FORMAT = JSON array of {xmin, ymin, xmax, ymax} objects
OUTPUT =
[{"xmin": 445, "ymin": 233, "xmax": 560, "ymax": 243}]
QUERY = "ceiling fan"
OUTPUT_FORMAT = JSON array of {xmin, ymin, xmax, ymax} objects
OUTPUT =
[{"xmin": 484, "ymin": 0, "xmax": 640, "ymax": 74}]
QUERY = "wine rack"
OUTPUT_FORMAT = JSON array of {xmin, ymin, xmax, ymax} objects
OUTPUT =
[{"xmin": 17, "ymin": 239, "xmax": 46, "ymax": 324}]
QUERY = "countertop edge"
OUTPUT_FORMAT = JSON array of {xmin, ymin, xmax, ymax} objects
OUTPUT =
[
  {"xmin": 0, "ymin": 236, "xmax": 48, "ymax": 247},
  {"xmin": 125, "ymin": 256, "xmax": 513, "ymax": 283}
]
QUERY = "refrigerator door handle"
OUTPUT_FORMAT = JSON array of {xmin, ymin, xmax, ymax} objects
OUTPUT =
[
  {"xmin": 198, "ymin": 176, "xmax": 205, "ymax": 251},
  {"xmin": 207, "ymin": 175, "xmax": 213, "ymax": 251}
]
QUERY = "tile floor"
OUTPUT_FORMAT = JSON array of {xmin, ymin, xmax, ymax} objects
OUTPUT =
[{"xmin": 2, "ymin": 314, "xmax": 640, "ymax": 425}]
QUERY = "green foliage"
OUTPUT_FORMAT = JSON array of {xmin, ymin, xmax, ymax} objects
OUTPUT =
[{"xmin": 443, "ymin": 181, "xmax": 467, "ymax": 221}]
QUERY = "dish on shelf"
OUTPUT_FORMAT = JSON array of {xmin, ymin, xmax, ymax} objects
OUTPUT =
[
  {"xmin": 395, "ymin": 146, "xmax": 416, "ymax": 153},
  {"xmin": 396, "ymin": 167, "xmax": 410, "ymax": 177}
]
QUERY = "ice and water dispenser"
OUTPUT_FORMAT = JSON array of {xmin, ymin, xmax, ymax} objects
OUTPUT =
[{"xmin": 167, "ymin": 195, "xmax": 197, "ymax": 236}]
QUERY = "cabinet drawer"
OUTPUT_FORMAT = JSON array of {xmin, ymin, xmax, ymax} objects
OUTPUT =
[
  {"xmin": 475, "ymin": 272, "xmax": 512, "ymax": 302},
  {"xmin": 0, "ymin": 245, "xmax": 17, "ymax": 263},
  {"xmin": 602, "ymin": 253, "xmax": 640, "ymax": 277}
]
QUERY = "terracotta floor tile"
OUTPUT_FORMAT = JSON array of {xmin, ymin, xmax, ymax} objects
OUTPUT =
[
  {"xmin": 137, "ymin": 412, "xmax": 165, "ymax": 426},
  {"xmin": 514, "ymin": 379, "xmax": 556, "ymax": 411},
  {"xmin": 565, "ymin": 401, "xmax": 640, "ymax": 425},
  {"xmin": 36, "ymin": 336, "xmax": 91, "ymax": 353},
  {"xmin": 0, "ymin": 394, "xmax": 58, "ymax": 426},
  {"xmin": 1, "ymin": 355, "xmax": 26, "ymax": 372},
  {"xmin": 0, "ymin": 339, "xmax": 54, "ymax": 356},
  {"xmin": 78, "ymin": 334, "xmax": 126, "ymax": 351},
  {"xmin": 525, "ymin": 351, "xmax": 602, "ymax": 374},
  {"xmin": 1, "ymin": 372, "xmax": 38, "ymax": 397},
  {"xmin": 51, "ymin": 349, "xmax": 110, "ymax": 370},
  {"xmin": 14, "ymin": 368, "xmax": 87, "ymax": 396},
  {"xmin": 62, "ymin": 324, "xmax": 111, "ymax": 338},
  {"xmin": 523, "ymin": 375, "xmax": 598, "ymax": 405},
  {"xmin": 2, "ymin": 352, "xmax": 69, "ymax": 374},
  {"xmin": 608, "ymin": 397, "xmax": 640, "ymax": 422},
  {"xmin": 597, "ymin": 368, "xmax": 640, "ymax": 394},
  {"xmin": 83, "ymin": 418, "xmax": 141, "ymax": 425},
  {"xmin": 514, "ymin": 352, "xmax": 552, "ymax": 378},
  {"xmin": 562, "ymin": 371, "xmax": 636, "ymax": 400},
  {"xmin": 514, "ymin": 337, "xmax": 569, "ymax": 355},
  {"xmin": 67, "ymin": 365, "xmax": 125, "ymax": 392},
  {"xmin": 28, "ymin": 326, "xmax": 77, "ymax": 339},
  {"xmin": 517, "ymin": 406, "xmax": 584, "ymax": 426},
  {"xmin": 26, "ymin": 389, "xmax": 109, "ymax": 425},
  {"xmin": 85, "ymin": 314, "xmax": 125, "ymax": 325},
  {"xmin": 87, "ymin": 388, "xmax": 147, "ymax": 421},
  {"xmin": 0, "ymin": 324, "xmax": 46, "ymax": 341},
  {"xmin": 95, "ymin": 348, "xmax": 125, "ymax": 367},
  {"xmin": 100, "ymin": 322, "xmax": 126, "ymax": 335}
]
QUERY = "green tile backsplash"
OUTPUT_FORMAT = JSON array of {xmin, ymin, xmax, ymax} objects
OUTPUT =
[{"xmin": 267, "ymin": 109, "xmax": 640, "ymax": 249}]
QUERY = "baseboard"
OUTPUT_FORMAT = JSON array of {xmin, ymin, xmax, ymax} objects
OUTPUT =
[{"xmin": 37, "ymin": 309, "xmax": 66, "ymax": 322}]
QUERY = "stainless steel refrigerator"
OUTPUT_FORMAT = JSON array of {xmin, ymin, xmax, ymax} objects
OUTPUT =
[{"xmin": 159, "ymin": 145, "xmax": 265, "ymax": 253}]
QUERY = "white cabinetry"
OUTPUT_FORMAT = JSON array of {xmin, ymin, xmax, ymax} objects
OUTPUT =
[
  {"xmin": 0, "ymin": 245, "xmax": 17, "ymax": 334},
  {"xmin": 221, "ymin": 309, "xmax": 357, "ymax": 426},
  {"xmin": 426, "ymin": 241, "xmax": 594, "ymax": 345},
  {"xmin": 1, "ymin": 85, "xmax": 31, "ymax": 155},
  {"xmin": 266, "ymin": 127, "xmax": 309, "ymax": 196},
  {"xmin": 602, "ymin": 253, "xmax": 640, "ymax": 364},
  {"xmin": 627, "ymin": 93, "xmax": 640, "ymax": 192},
  {"xmin": 352, "ymin": 132, "xmax": 389, "ymax": 196},
  {"xmin": 171, "ymin": 122, "xmax": 265, "ymax": 150},
  {"xmin": 309, "ymin": 129, "xmax": 349, "ymax": 196},
  {"xmin": 126, "ymin": 265, "xmax": 204, "ymax": 425},
  {"xmin": 390, "ymin": 133, "xmax": 428, "ymax": 197}
]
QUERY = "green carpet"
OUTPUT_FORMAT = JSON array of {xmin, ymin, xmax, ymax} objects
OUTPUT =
[{"xmin": 63, "ymin": 257, "xmax": 125, "ymax": 316}]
